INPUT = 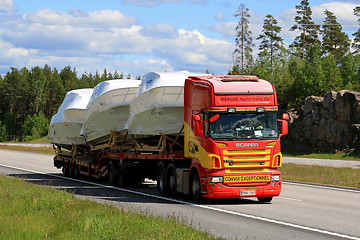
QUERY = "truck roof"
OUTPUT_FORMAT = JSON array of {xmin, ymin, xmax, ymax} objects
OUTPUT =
[{"xmin": 188, "ymin": 75, "xmax": 274, "ymax": 95}]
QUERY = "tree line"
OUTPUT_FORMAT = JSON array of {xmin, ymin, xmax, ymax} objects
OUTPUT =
[
  {"xmin": 231, "ymin": 0, "xmax": 360, "ymax": 107},
  {"xmin": 0, "ymin": 0, "xmax": 359, "ymax": 141},
  {"xmin": 0, "ymin": 66, "xmax": 136, "ymax": 141}
]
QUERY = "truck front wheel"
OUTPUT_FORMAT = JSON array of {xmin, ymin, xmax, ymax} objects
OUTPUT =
[{"xmin": 191, "ymin": 172, "xmax": 202, "ymax": 203}]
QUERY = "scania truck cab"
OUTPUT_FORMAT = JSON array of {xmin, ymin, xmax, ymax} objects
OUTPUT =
[{"xmin": 183, "ymin": 75, "xmax": 288, "ymax": 202}]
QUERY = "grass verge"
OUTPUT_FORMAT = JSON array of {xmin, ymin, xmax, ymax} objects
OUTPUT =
[
  {"xmin": 0, "ymin": 145, "xmax": 54, "ymax": 155},
  {"xmin": 0, "ymin": 175, "xmax": 218, "ymax": 240},
  {"xmin": 283, "ymin": 152, "xmax": 360, "ymax": 161},
  {"xmin": 281, "ymin": 163, "xmax": 360, "ymax": 189}
]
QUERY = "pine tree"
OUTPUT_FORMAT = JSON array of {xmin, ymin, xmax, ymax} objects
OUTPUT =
[
  {"xmin": 321, "ymin": 9, "xmax": 350, "ymax": 63},
  {"xmin": 256, "ymin": 14, "xmax": 283, "ymax": 68},
  {"xmin": 290, "ymin": 0, "xmax": 320, "ymax": 60},
  {"xmin": 353, "ymin": 6, "xmax": 360, "ymax": 55},
  {"xmin": 233, "ymin": 3, "xmax": 254, "ymax": 73}
]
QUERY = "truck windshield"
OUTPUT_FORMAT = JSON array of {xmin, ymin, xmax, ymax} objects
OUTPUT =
[{"xmin": 209, "ymin": 112, "xmax": 278, "ymax": 140}]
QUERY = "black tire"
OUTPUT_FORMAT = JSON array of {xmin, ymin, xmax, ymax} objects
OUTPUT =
[
  {"xmin": 63, "ymin": 163, "xmax": 69, "ymax": 177},
  {"xmin": 118, "ymin": 164, "xmax": 128, "ymax": 187},
  {"xmin": 191, "ymin": 172, "xmax": 202, "ymax": 203},
  {"xmin": 167, "ymin": 164, "xmax": 177, "ymax": 196},
  {"xmin": 73, "ymin": 164, "xmax": 79, "ymax": 179},
  {"xmin": 108, "ymin": 162, "xmax": 118, "ymax": 186},
  {"xmin": 68, "ymin": 163, "xmax": 74, "ymax": 178},
  {"xmin": 157, "ymin": 163, "xmax": 169, "ymax": 196},
  {"xmin": 257, "ymin": 197, "xmax": 273, "ymax": 203}
]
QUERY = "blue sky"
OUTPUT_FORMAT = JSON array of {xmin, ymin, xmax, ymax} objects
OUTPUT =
[{"xmin": 0, "ymin": 0, "xmax": 358, "ymax": 77}]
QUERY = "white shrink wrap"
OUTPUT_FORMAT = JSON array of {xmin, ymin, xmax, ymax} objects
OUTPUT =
[
  {"xmin": 81, "ymin": 79, "xmax": 140, "ymax": 145},
  {"xmin": 48, "ymin": 88, "xmax": 93, "ymax": 147},
  {"xmin": 127, "ymin": 71, "xmax": 206, "ymax": 137}
]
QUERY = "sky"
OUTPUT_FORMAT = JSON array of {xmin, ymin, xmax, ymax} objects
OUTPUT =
[{"xmin": 0, "ymin": 0, "xmax": 359, "ymax": 78}]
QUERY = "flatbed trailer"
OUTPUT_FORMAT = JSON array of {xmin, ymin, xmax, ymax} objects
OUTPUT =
[{"xmin": 53, "ymin": 75, "xmax": 289, "ymax": 202}]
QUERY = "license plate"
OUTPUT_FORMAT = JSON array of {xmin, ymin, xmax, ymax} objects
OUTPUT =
[{"xmin": 241, "ymin": 190, "xmax": 256, "ymax": 196}]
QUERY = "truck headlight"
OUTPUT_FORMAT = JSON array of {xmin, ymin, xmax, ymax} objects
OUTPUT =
[
  {"xmin": 208, "ymin": 176, "xmax": 223, "ymax": 183},
  {"xmin": 271, "ymin": 175, "xmax": 280, "ymax": 182}
]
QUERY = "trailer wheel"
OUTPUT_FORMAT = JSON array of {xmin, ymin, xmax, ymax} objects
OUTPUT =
[
  {"xmin": 157, "ymin": 162, "xmax": 169, "ymax": 196},
  {"xmin": 73, "ymin": 164, "xmax": 79, "ymax": 179},
  {"xmin": 257, "ymin": 197, "xmax": 273, "ymax": 203},
  {"xmin": 118, "ymin": 164, "xmax": 128, "ymax": 187},
  {"xmin": 62, "ymin": 163, "xmax": 69, "ymax": 177},
  {"xmin": 108, "ymin": 162, "xmax": 118, "ymax": 186},
  {"xmin": 191, "ymin": 172, "xmax": 202, "ymax": 203},
  {"xmin": 68, "ymin": 163, "xmax": 74, "ymax": 178},
  {"xmin": 167, "ymin": 164, "xmax": 177, "ymax": 196}
]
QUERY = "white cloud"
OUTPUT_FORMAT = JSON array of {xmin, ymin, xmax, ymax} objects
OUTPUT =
[
  {"xmin": 215, "ymin": 12, "xmax": 228, "ymax": 21},
  {"xmin": 121, "ymin": 0, "xmax": 208, "ymax": 6},
  {"xmin": 0, "ymin": 0, "xmax": 12, "ymax": 12},
  {"xmin": 140, "ymin": 24, "xmax": 178, "ymax": 38},
  {"xmin": 24, "ymin": 9, "xmax": 137, "ymax": 27},
  {"xmin": 0, "ymin": 8, "xmax": 233, "ymax": 76},
  {"xmin": 312, "ymin": 2, "xmax": 358, "ymax": 29}
]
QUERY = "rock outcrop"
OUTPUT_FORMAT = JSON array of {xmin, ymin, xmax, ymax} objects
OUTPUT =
[{"xmin": 282, "ymin": 90, "xmax": 360, "ymax": 153}]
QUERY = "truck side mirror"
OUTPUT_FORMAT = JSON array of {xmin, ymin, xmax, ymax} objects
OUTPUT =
[
  {"xmin": 209, "ymin": 114, "xmax": 219, "ymax": 123},
  {"xmin": 280, "ymin": 113, "xmax": 289, "ymax": 136},
  {"xmin": 282, "ymin": 113, "xmax": 289, "ymax": 121},
  {"xmin": 193, "ymin": 114, "xmax": 201, "ymax": 122},
  {"xmin": 193, "ymin": 114, "xmax": 203, "ymax": 136},
  {"xmin": 281, "ymin": 120, "xmax": 288, "ymax": 135}
]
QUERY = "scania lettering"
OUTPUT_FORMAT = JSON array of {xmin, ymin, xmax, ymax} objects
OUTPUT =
[{"xmin": 52, "ymin": 75, "xmax": 289, "ymax": 203}]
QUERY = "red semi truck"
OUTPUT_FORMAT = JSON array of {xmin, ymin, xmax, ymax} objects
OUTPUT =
[{"xmin": 54, "ymin": 75, "xmax": 289, "ymax": 202}]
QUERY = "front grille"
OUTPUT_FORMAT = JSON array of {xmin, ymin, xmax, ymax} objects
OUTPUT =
[{"xmin": 222, "ymin": 149, "xmax": 271, "ymax": 169}]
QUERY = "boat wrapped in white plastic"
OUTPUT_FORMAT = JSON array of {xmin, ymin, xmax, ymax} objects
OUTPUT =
[
  {"xmin": 127, "ymin": 71, "xmax": 206, "ymax": 138},
  {"xmin": 48, "ymin": 88, "xmax": 93, "ymax": 148},
  {"xmin": 81, "ymin": 79, "xmax": 140, "ymax": 145}
]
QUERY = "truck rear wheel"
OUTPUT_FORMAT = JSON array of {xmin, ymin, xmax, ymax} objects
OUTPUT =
[
  {"xmin": 68, "ymin": 163, "xmax": 74, "ymax": 178},
  {"xmin": 73, "ymin": 164, "xmax": 79, "ymax": 179},
  {"xmin": 191, "ymin": 172, "xmax": 202, "ymax": 203},
  {"xmin": 63, "ymin": 163, "xmax": 69, "ymax": 177},
  {"xmin": 157, "ymin": 162, "xmax": 169, "ymax": 196},
  {"xmin": 118, "ymin": 164, "xmax": 128, "ymax": 187},
  {"xmin": 108, "ymin": 162, "xmax": 118, "ymax": 186},
  {"xmin": 167, "ymin": 164, "xmax": 177, "ymax": 196}
]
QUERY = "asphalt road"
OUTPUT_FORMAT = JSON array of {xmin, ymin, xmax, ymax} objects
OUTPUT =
[{"xmin": 0, "ymin": 149, "xmax": 359, "ymax": 240}]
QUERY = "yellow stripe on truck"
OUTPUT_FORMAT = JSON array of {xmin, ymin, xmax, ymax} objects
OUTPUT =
[{"xmin": 224, "ymin": 175, "xmax": 270, "ymax": 183}]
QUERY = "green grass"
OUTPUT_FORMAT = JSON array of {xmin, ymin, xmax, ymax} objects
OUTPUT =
[
  {"xmin": 0, "ymin": 175, "xmax": 219, "ymax": 240},
  {"xmin": 3, "ymin": 136, "xmax": 51, "ymax": 144},
  {"xmin": 25, "ymin": 136, "xmax": 52, "ymax": 144},
  {"xmin": 281, "ymin": 163, "xmax": 360, "ymax": 188},
  {"xmin": 283, "ymin": 152, "xmax": 360, "ymax": 161},
  {"xmin": 0, "ymin": 145, "xmax": 55, "ymax": 155}
]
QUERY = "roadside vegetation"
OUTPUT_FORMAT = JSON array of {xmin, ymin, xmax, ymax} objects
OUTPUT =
[
  {"xmin": 0, "ymin": 175, "xmax": 219, "ymax": 240},
  {"xmin": 283, "ymin": 152, "xmax": 360, "ymax": 161},
  {"xmin": 281, "ymin": 164, "xmax": 360, "ymax": 189}
]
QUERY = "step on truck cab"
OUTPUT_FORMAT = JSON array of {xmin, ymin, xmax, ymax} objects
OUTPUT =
[{"xmin": 182, "ymin": 75, "xmax": 289, "ymax": 202}]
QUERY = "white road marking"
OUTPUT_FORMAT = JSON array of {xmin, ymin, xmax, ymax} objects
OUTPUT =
[
  {"xmin": 1, "ymin": 163, "xmax": 359, "ymax": 240},
  {"xmin": 278, "ymin": 196, "xmax": 303, "ymax": 202}
]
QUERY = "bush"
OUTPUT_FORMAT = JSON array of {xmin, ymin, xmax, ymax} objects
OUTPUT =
[
  {"xmin": 0, "ymin": 120, "xmax": 6, "ymax": 142},
  {"xmin": 20, "ymin": 113, "xmax": 49, "ymax": 141}
]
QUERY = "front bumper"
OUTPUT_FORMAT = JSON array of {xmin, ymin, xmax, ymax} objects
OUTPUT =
[{"xmin": 202, "ymin": 180, "xmax": 282, "ymax": 199}]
